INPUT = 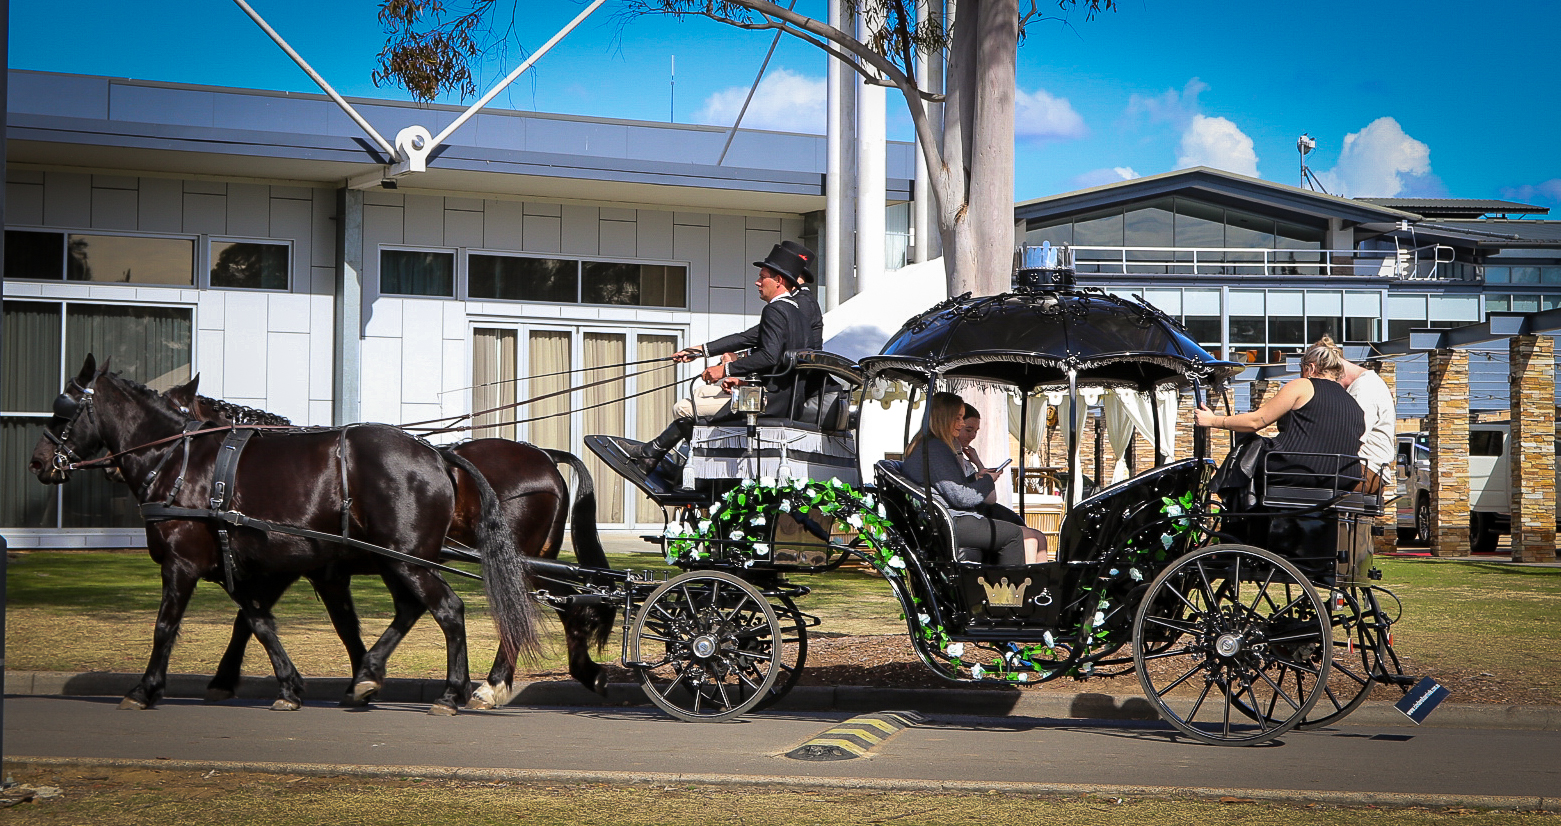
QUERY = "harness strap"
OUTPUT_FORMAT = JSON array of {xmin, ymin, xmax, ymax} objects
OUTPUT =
[
  {"xmin": 338, "ymin": 426, "xmax": 353, "ymax": 539},
  {"xmin": 155, "ymin": 421, "xmax": 206, "ymax": 506},
  {"xmin": 136, "ymin": 503, "xmax": 481, "ymax": 581},
  {"xmin": 207, "ymin": 428, "xmax": 257, "ymax": 593}
]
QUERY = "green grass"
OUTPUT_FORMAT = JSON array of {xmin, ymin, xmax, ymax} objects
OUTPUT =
[
  {"xmin": 5, "ymin": 551, "xmax": 1559, "ymax": 704},
  {"xmin": 2, "ymin": 763, "xmax": 1553, "ymax": 826}
]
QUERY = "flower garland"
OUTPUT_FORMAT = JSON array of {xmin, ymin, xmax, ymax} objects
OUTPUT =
[{"xmin": 663, "ymin": 476, "xmax": 910, "ymax": 575}]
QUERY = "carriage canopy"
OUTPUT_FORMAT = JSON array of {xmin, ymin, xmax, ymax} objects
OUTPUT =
[{"xmin": 859, "ymin": 288, "xmax": 1244, "ymax": 391}]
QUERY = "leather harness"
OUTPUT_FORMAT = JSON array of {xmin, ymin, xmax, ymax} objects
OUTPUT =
[{"xmin": 139, "ymin": 426, "xmax": 480, "ymax": 591}]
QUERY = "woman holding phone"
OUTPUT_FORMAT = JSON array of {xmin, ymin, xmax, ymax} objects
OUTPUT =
[
  {"xmin": 904, "ymin": 392, "xmax": 1048, "ymax": 565},
  {"xmin": 956, "ymin": 402, "xmax": 1027, "ymax": 529}
]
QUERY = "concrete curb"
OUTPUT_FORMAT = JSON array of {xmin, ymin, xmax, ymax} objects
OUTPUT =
[
  {"xmin": 6, "ymin": 756, "xmax": 1558, "ymax": 812},
  {"xmin": 8, "ymin": 670, "xmax": 1560, "ymax": 731}
]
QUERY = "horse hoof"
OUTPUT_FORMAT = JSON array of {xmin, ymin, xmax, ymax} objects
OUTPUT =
[
  {"xmin": 270, "ymin": 698, "xmax": 302, "ymax": 712},
  {"xmin": 592, "ymin": 672, "xmax": 610, "ymax": 698},
  {"xmin": 351, "ymin": 681, "xmax": 381, "ymax": 704},
  {"xmin": 340, "ymin": 692, "xmax": 370, "ymax": 708},
  {"xmin": 427, "ymin": 702, "xmax": 458, "ymax": 717},
  {"xmin": 205, "ymin": 688, "xmax": 235, "ymax": 703},
  {"xmin": 466, "ymin": 683, "xmax": 497, "ymax": 710},
  {"xmin": 465, "ymin": 695, "xmax": 494, "ymax": 710},
  {"xmin": 118, "ymin": 697, "xmax": 147, "ymax": 711}
]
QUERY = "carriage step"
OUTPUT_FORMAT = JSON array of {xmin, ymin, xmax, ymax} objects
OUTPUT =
[{"xmin": 785, "ymin": 711, "xmax": 922, "ymax": 761}]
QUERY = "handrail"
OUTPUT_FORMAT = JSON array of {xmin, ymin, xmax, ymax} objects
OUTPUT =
[{"xmin": 1061, "ymin": 244, "xmax": 1468, "ymax": 281}]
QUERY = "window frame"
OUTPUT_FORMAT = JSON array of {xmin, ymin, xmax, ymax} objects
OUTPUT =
[
  {"xmin": 206, "ymin": 236, "xmax": 294, "ymax": 293},
  {"xmin": 377, "ymin": 244, "xmax": 459, "ymax": 299},
  {"xmin": 461, "ymin": 247, "xmax": 692, "ymax": 310},
  {"xmin": 5, "ymin": 225, "xmax": 199, "ymax": 287}
]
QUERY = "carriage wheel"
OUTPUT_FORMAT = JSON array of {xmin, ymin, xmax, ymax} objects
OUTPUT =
[
  {"xmin": 628, "ymin": 570, "xmax": 782, "ymax": 723},
  {"xmin": 1294, "ymin": 585, "xmax": 1407, "ymax": 730},
  {"xmin": 1132, "ymin": 544, "xmax": 1331, "ymax": 746},
  {"xmin": 752, "ymin": 593, "xmax": 809, "ymax": 712}
]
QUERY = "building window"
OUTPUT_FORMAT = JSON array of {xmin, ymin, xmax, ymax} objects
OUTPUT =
[
  {"xmin": 2, "ymin": 300, "xmax": 193, "ymax": 529},
  {"xmin": 5, "ymin": 230, "xmax": 193, "ymax": 285},
  {"xmin": 1512, "ymin": 266, "xmax": 1542, "ymax": 284},
  {"xmin": 1485, "ymin": 266, "xmax": 1509, "ymax": 284},
  {"xmin": 210, "ymin": 240, "xmax": 289, "ymax": 290},
  {"xmin": 380, "ymin": 249, "xmax": 455, "ymax": 297},
  {"xmin": 469, "ymin": 254, "xmax": 577, "ymax": 303},
  {"xmin": 465, "ymin": 252, "xmax": 688, "ymax": 309},
  {"xmin": 582, "ymin": 261, "xmax": 687, "ymax": 308},
  {"xmin": 69, "ymin": 234, "xmax": 193, "ymax": 285},
  {"xmin": 4, "ymin": 230, "xmax": 65, "ymax": 280}
]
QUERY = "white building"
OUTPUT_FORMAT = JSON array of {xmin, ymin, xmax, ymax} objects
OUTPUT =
[{"xmin": 1, "ymin": 70, "xmax": 914, "ymax": 546}]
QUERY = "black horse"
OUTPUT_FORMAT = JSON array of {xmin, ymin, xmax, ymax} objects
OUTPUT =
[
  {"xmin": 169, "ymin": 381, "xmax": 616, "ymax": 706},
  {"xmin": 30, "ymin": 355, "xmax": 543, "ymax": 714}
]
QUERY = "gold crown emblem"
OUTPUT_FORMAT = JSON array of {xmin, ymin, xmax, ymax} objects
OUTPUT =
[{"xmin": 978, "ymin": 576, "xmax": 1031, "ymax": 608}]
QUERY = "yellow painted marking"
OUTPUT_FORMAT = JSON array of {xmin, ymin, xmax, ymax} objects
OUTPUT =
[
  {"xmin": 810, "ymin": 738, "xmax": 869, "ymax": 755},
  {"xmin": 855, "ymin": 718, "xmax": 900, "ymax": 734},
  {"xmin": 825, "ymin": 727, "xmax": 883, "ymax": 743}
]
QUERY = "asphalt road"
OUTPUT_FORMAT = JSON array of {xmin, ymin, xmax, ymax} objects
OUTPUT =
[{"xmin": 5, "ymin": 695, "xmax": 1559, "ymax": 802}]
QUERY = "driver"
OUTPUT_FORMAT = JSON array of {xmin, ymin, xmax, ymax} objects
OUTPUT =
[{"xmin": 630, "ymin": 243, "xmax": 810, "ymax": 472}]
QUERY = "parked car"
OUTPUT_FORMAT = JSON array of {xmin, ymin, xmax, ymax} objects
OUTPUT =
[{"xmin": 1395, "ymin": 423, "xmax": 1561, "ymax": 553}]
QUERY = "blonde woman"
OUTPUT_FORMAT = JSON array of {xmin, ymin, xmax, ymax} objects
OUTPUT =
[
  {"xmin": 1195, "ymin": 338, "xmax": 1366, "ymax": 489},
  {"xmin": 905, "ymin": 392, "xmax": 1048, "ymax": 565}
]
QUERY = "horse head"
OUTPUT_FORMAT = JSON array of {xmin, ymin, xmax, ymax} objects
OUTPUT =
[{"xmin": 30, "ymin": 354, "xmax": 110, "ymax": 484}]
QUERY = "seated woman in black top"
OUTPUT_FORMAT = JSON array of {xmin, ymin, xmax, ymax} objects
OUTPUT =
[
  {"xmin": 904, "ymin": 392, "xmax": 1048, "ymax": 565},
  {"xmin": 1195, "ymin": 338, "xmax": 1366, "ymax": 491}
]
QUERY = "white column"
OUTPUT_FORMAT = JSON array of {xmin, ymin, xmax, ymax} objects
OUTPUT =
[
  {"xmin": 912, "ymin": 0, "xmax": 943, "ymax": 263},
  {"xmin": 825, "ymin": 0, "xmax": 857, "ymax": 310},
  {"xmin": 855, "ymin": 11, "xmax": 887, "ymax": 294}
]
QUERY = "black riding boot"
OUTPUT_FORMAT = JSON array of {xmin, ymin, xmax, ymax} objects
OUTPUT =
[{"xmin": 631, "ymin": 418, "xmax": 693, "ymax": 472}]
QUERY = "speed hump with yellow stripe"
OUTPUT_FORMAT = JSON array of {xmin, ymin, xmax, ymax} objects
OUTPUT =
[{"xmin": 785, "ymin": 711, "xmax": 922, "ymax": 761}]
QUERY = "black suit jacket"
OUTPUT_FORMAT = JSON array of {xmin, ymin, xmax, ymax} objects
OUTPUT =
[
  {"xmin": 722, "ymin": 295, "xmax": 808, "ymax": 419},
  {"xmin": 794, "ymin": 286, "xmax": 824, "ymax": 349}
]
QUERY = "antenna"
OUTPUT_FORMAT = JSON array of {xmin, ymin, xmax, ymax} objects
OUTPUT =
[
  {"xmin": 1297, "ymin": 133, "xmax": 1330, "ymax": 195},
  {"xmin": 670, "ymin": 55, "xmax": 676, "ymax": 123}
]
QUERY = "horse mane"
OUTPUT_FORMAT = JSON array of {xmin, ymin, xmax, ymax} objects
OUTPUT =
[{"xmin": 197, "ymin": 395, "xmax": 292, "ymax": 427}]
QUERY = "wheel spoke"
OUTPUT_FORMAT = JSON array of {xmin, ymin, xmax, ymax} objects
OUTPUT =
[
  {"xmin": 1186, "ymin": 679, "xmax": 1214, "ymax": 720},
  {"xmin": 1155, "ymin": 660, "xmax": 1207, "ymax": 696},
  {"xmin": 1140, "ymin": 645, "xmax": 1202, "ymax": 663},
  {"xmin": 1254, "ymin": 664, "xmax": 1302, "ymax": 712}
]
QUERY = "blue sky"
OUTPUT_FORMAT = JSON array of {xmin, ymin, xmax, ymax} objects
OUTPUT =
[{"xmin": 11, "ymin": 1, "xmax": 1559, "ymax": 207}]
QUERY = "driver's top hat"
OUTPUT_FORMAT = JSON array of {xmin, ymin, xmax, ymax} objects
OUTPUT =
[{"xmin": 753, "ymin": 240, "xmax": 815, "ymax": 286}]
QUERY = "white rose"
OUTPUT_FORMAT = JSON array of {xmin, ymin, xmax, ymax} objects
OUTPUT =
[
  {"xmin": 1093, "ymin": 611, "xmax": 1106, "ymax": 627},
  {"xmin": 729, "ymin": 529, "xmax": 745, "ymax": 541},
  {"xmin": 887, "ymin": 556, "xmax": 906, "ymax": 569},
  {"xmin": 1165, "ymin": 504, "xmax": 1184, "ymax": 517},
  {"xmin": 1014, "ymin": 672, "xmax": 1029, "ymax": 683},
  {"xmin": 749, "ymin": 515, "xmax": 767, "ymax": 526},
  {"xmin": 778, "ymin": 500, "xmax": 792, "ymax": 513},
  {"xmin": 1043, "ymin": 631, "xmax": 1055, "ymax": 647},
  {"xmin": 862, "ymin": 494, "xmax": 876, "ymax": 508},
  {"xmin": 945, "ymin": 642, "xmax": 965, "ymax": 658},
  {"xmin": 1129, "ymin": 568, "xmax": 1143, "ymax": 581},
  {"xmin": 970, "ymin": 663, "xmax": 985, "ymax": 679},
  {"xmin": 847, "ymin": 513, "xmax": 864, "ymax": 529},
  {"xmin": 753, "ymin": 543, "xmax": 770, "ymax": 556},
  {"xmin": 698, "ymin": 520, "xmax": 712, "ymax": 533},
  {"xmin": 1161, "ymin": 534, "xmax": 1174, "ymax": 549},
  {"xmin": 917, "ymin": 613, "xmax": 930, "ymax": 625},
  {"xmin": 760, "ymin": 475, "xmax": 776, "ymax": 489}
]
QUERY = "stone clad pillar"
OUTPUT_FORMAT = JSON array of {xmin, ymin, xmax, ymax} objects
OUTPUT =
[
  {"xmin": 1508, "ymin": 336, "xmax": 1557, "ymax": 562},
  {"xmin": 1426, "ymin": 348, "xmax": 1470, "ymax": 557}
]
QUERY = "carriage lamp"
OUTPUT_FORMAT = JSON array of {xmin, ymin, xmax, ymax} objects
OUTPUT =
[{"xmin": 732, "ymin": 383, "xmax": 765, "ymax": 414}]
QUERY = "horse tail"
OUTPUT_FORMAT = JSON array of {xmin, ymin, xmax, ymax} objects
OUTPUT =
[
  {"xmin": 542, "ymin": 448, "xmax": 607, "ymax": 570},
  {"xmin": 542, "ymin": 447, "xmax": 614, "ymax": 652},
  {"xmin": 442, "ymin": 448, "xmax": 543, "ymax": 663}
]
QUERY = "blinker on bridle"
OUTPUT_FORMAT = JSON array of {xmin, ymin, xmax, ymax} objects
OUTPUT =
[{"xmin": 43, "ymin": 377, "xmax": 98, "ymax": 469}]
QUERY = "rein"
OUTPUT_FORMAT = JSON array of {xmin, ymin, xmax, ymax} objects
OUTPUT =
[
  {"xmin": 63, "ymin": 423, "xmax": 297, "ymax": 472},
  {"xmin": 401, "ymin": 360, "xmax": 680, "ymax": 432}
]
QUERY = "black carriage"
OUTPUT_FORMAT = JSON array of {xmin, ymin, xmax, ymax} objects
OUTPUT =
[{"xmin": 568, "ymin": 264, "xmax": 1422, "ymax": 744}]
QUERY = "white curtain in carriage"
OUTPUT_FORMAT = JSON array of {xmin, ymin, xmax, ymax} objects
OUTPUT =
[{"xmin": 1104, "ymin": 388, "xmax": 1157, "ymax": 484}]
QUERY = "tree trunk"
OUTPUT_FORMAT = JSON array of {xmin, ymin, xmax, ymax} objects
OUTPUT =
[{"xmin": 967, "ymin": 0, "xmax": 1017, "ymax": 298}]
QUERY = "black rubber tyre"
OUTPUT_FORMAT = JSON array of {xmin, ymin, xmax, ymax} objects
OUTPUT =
[
  {"xmin": 1133, "ymin": 544, "xmax": 1331, "ymax": 746},
  {"xmin": 752, "ymin": 593, "xmax": 809, "ymax": 712},
  {"xmin": 1470, "ymin": 513, "xmax": 1499, "ymax": 555},
  {"xmin": 1414, "ymin": 496, "xmax": 1432, "ymax": 546},
  {"xmin": 628, "ymin": 570, "xmax": 781, "ymax": 723}
]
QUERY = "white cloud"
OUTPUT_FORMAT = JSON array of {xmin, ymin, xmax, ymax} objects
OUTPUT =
[
  {"xmin": 1175, "ymin": 114, "xmax": 1259, "ymax": 177},
  {"xmin": 1499, "ymin": 179, "xmax": 1561, "ymax": 206},
  {"xmin": 694, "ymin": 67, "xmax": 825, "ymax": 134},
  {"xmin": 1014, "ymin": 88, "xmax": 1087, "ymax": 141},
  {"xmin": 1315, "ymin": 117, "xmax": 1431, "ymax": 197},
  {"xmin": 1126, "ymin": 78, "xmax": 1208, "ymax": 128},
  {"xmin": 1070, "ymin": 166, "xmax": 1140, "ymax": 189}
]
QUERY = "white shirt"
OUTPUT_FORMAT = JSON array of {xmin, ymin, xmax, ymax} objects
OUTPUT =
[{"xmin": 1347, "ymin": 369, "xmax": 1396, "ymax": 473}]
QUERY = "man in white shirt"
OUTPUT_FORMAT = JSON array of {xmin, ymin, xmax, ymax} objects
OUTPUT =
[{"xmin": 1339, "ymin": 358, "xmax": 1396, "ymax": 492}]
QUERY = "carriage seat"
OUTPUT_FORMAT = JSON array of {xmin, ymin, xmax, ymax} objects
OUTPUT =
[
  {"xmin": 1258, "ymin": 451, "xmax": 1382, "ymax": 516},
  {"xmin": 873, "ymin": 460, "xmax": 986, "ymax": 564},
  {"xmin": 1053, "ymin": 458, "xmax": 1210, "ymax": 565}
]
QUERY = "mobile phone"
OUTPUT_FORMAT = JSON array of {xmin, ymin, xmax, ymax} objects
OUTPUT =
[{"xmin": 991, "ymin": 458, "xmax": 1013, "ymax": 473}]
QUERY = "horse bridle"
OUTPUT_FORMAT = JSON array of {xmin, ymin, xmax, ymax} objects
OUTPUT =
[{"xmin": 43, "ymin": 375, "xmax": 100, "ymax": 471}]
